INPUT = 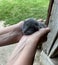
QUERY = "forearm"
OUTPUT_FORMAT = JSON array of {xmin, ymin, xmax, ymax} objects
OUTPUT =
[
  {"xmin": 0, "ymin": 30, "xmax": 23, "ymax": 46},
  {"xmin": 0, "ymin": 21, "xmax": 23, "ymax": 46},
  {"xmin": 13, "ymin": 33, "xmax": 40, "ymax": 65},
  {"xmin": 7, "ymin": 35, "xmax": 39, "ymax": 65}
]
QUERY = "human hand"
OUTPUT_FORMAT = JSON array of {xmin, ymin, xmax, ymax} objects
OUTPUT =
[
  {"xmin": 22, "ymin": 27, "xmax": 50, "ymax": 47},
  {"xmin": 16, "ymin": 19, "xmax": 49, "ymax": 45},
  {"xmin": 11, "ymin": 27, "xmax": 50, "ymax": 65}
]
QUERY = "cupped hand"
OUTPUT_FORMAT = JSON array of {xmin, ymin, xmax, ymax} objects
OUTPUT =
[{"xmin": 21, "ymin": 27, "xmax": 50, "ymax": 46}]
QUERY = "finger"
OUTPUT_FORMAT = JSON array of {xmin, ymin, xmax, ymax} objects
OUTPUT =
[
  {"xmin": 22, "ymin": 27, "xmax": 50, "ymax": 41},
  {"xmin": 30, "ymin": 27, "xmax": 50, "ymax": 38},
  {"xmin": 37, "ymin": 27, "xmax": 50, "ymax": 37},
  {"xmin": 39, "ymin": 27, "xmax": 50, "ymax": 33}
]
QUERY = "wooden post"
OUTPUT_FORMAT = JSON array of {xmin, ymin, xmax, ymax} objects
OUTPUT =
[
  {"xmin": 40, "ymin": 0, "xmax": 58, "ymax": 65},
  {"xmin": 45, "ymin": 0, "xmax": 54, "ymax": 26}
]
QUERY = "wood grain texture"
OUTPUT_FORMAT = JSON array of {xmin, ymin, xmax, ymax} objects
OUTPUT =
[{"xmin": 43, "ymin": 0, "xmax": 58, "ymax": 55}]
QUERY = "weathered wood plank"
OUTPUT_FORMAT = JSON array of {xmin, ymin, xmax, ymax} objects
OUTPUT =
[
  {"xmin": 45, "ymin": 0, "xmax": 54, "ymax": 25},
  {"xmin": 54, "ymin": 0, "xmax": 58, "ymax": 4},
  {"xmin": 49, "ymin": 39, "xmax": 58, "ymax": 58},
  {"xmin": 43, "ymin": 1, "xmax": 58, "ymax": 55},
  {"xmin": 40, "ymin": 0, "xmax": 58, "ymax": 65},
  {"xmin": 40, "ymin": 51, "xmax": 58, "ymax": 65},
  {"xmin": 40, "ymin": 51, "xmax": 54, "ymax": 65}
]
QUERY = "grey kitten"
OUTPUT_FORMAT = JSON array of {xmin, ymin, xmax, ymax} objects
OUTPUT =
[{"xmin": 22, "ymin": 18, "xmax": 46, "ymax": 35}]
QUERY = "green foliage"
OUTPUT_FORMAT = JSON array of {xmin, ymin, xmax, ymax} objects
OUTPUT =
[{"xmin": 0, "ymin": 0, "xmax": 49, "ymax": 25}]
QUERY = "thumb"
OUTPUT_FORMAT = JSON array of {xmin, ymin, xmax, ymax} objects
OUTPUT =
[
  {"xmin": 29, "ymin": 27, "xmax": 50, "ymax": 39},
  {"xmin": 38, "ymin": 27, "xmax": 50, "ymax": 38}
]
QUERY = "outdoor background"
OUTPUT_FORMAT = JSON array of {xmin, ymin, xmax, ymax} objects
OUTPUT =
[
  {"xmin": 0, "ymin": 0, "xmax": 49, "ymax": 25},
  {"xmin": 0, "ymin": 0, "xmax": 49, "ymax": 65}
]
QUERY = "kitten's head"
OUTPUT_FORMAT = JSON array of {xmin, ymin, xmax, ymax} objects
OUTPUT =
[
  {"xmin": 22, "ymin": 18, "xmax": 39, "ymax": 35},
  {"xmin": 22, "ymin": 18, "xmax": 46, "ymax": 35}
]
